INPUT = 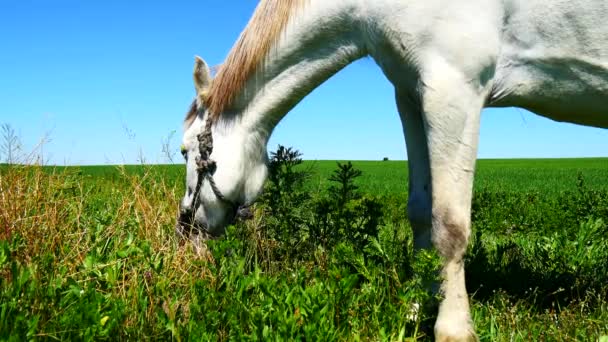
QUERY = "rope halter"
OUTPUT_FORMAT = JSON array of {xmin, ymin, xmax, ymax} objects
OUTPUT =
[
  {"xmin": 188, "ymin": 112, "xmax": 238, "ymax": 231},
  {"xmin": 192, "ymin": 116, "xmax": 238, "ymax": 210}
]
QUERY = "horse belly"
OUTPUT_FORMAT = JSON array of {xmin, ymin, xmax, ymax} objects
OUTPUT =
[
  {"xmin": 491, "ymin": 60, "xmax": 608, "ymax": 128},
  {"xmin": 489, "ymin": 0, "xmax": 608, "ymax": 128}
]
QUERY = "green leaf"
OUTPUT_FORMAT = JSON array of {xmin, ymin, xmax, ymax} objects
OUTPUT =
[
  {"xmin": 0, "ymin": 239, "xmax": 12, "ymax": 266},
  {"xmin": 83, "ymin": 254, "xmax": 95, "ymax": 270}
]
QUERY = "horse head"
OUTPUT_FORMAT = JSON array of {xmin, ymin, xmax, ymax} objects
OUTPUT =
[{"xmin": 176, "ymin": 57, "xmax": 268, "ymax": 238}]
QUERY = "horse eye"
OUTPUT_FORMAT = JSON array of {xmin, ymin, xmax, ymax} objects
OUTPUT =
[{"xmin": 180, "ymin": 145, "xmax": 188, "ymax": 160}]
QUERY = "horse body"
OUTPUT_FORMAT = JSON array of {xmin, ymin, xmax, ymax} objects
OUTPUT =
[
  {"xmin": 178, "ymin": 1, "xmax": 607, "ymax": 340},
  {"xmin": 365, "ymin": 0, "xmax": 608, "ymax": 127}
]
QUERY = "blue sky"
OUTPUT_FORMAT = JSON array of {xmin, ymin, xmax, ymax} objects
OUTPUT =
[{"xmin": 1, "ymin": 1, "xmax": 606, "ymax": 165}]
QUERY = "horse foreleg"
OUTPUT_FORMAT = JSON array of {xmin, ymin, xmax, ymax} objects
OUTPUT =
[
  {"xmin": 396, "ymin": 88, "xmax": 433, "ymax": 323},
  {"xmin": 425, "ymin": 70, "xmax": 484, "ymax": 342},
  {"xmin": 396, "ymin": 90, "xmax": 433, "ymax": 254},
  {"xmin": 398, "ymin": 62, "xmax": 486, "ymax": 341}
]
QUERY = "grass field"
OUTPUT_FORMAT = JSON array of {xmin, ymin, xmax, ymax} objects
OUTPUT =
[
  {"xmin": 305, "ymin": 158, "xmax": 608, "ymax": 194},
  {"xmin": 1, "ymin": 156, "xmax": 607, "ymax": 340},
  {"xmin": 51, "ymin": 157, "xmax": 608, "ymax": 194}
]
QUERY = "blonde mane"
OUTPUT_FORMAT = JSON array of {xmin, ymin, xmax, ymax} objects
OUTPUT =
[{"xmin": 205, "ymin": 0, "xmax": 306, "ymax": 120}]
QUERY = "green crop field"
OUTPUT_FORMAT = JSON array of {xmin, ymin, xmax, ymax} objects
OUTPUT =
[
  {"xmin": 1, "ymin": 156, "xmax": 607, "ymax": 341},
  {"xmin": 45, "ymin": 157, "xmax": 608, "ymax": 194},
  {"xmin": 303, "ymin": 158, "xmax": 608, "ymax": 195}
]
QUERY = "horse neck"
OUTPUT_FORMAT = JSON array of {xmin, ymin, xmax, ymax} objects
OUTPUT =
[{"xmin": 226, "ymin": 0, "xmax": 368, "ymax": 142}]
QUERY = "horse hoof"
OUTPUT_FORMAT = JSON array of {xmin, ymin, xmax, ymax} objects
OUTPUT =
[
  {"xmin": 435, "ymin": 330, "xmax": 478, "ymax": 342},
  {"xmin": 434, "ymin": 321, "xmax": 478, "ymax": 342}
]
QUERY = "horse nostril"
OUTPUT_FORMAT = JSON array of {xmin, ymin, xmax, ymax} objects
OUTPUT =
[
  {"xmin": 236, "ymin": 205, "xmax": 253, "ymax": 220},
  {"xmin": 178, "ymin": 206, "xmax": 194, "ymax": 224}
]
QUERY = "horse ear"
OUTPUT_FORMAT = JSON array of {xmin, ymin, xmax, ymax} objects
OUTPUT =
[{"xmin": 193, "ymin": 56, "xmax": 212, "ymax": 98}]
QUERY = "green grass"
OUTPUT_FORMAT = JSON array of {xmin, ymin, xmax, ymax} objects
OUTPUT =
[
  {"xmin": 1, "ymin": 157, "xmax": 607, "ymax": 341},
  {"xmin": 302, "ymin": 158, "xmax": 608, "ymax": 195},
  {"xmin": 29, "ymin": 157, "xmax": 608, "ymax": 194}
]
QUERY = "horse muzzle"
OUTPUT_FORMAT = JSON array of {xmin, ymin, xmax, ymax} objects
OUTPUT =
[
  {"xmin": 175, "ymin": 203, "xmax": 254, "ymax": 240},
  {"xmin": 175, "ymin": 206, "xmax": 210, "ymax": 237}
]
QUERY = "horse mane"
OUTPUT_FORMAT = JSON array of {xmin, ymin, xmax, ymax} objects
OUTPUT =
[{"xmin": 205, "ymin": 0, "xmax": 306, "ymax": 121}]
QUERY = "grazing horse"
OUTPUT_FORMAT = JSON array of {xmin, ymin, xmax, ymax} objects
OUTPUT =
[{"xmin": 176, "ymin": 0, "xmax": 608, "ymax": 340}]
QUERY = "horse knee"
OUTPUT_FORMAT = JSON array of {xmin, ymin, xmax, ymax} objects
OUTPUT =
[
  {"xmin": 407, "ymin": 192, "xmax": 433, "ymax": 249},
  {"xmin": 431, "ymin": 206, "xmax": 471, "ymax": 260},
  {"xmin": 407, "ymin": 191, "xmax": 432, "ymax": 228}
]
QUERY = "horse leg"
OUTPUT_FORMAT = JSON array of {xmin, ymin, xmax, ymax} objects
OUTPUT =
[
  {"xmin": 397, "ymin": 64, "xmax": 485, "ymax": 341},
  {"xmin": 395, "ymin": 89, "xmax": 433, "ymax": 323},
  {"xmin": 395, "ymin": 90, "xmax": 432, "ymax": 253}
]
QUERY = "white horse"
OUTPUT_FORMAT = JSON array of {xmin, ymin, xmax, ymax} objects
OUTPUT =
[{"xmin": 177, "ymin": 1, "xmax": 608, "ymax": 340}]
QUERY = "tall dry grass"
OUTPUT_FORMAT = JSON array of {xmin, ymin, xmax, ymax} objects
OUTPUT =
[{"xmin": 0, "ymin": 164, "xmax": 218, "ymax": 337}]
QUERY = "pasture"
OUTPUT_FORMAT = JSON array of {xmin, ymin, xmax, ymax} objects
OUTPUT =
[{"xmin": 1, "ymin": 155, "xmax": 607, "ymax": 341}]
